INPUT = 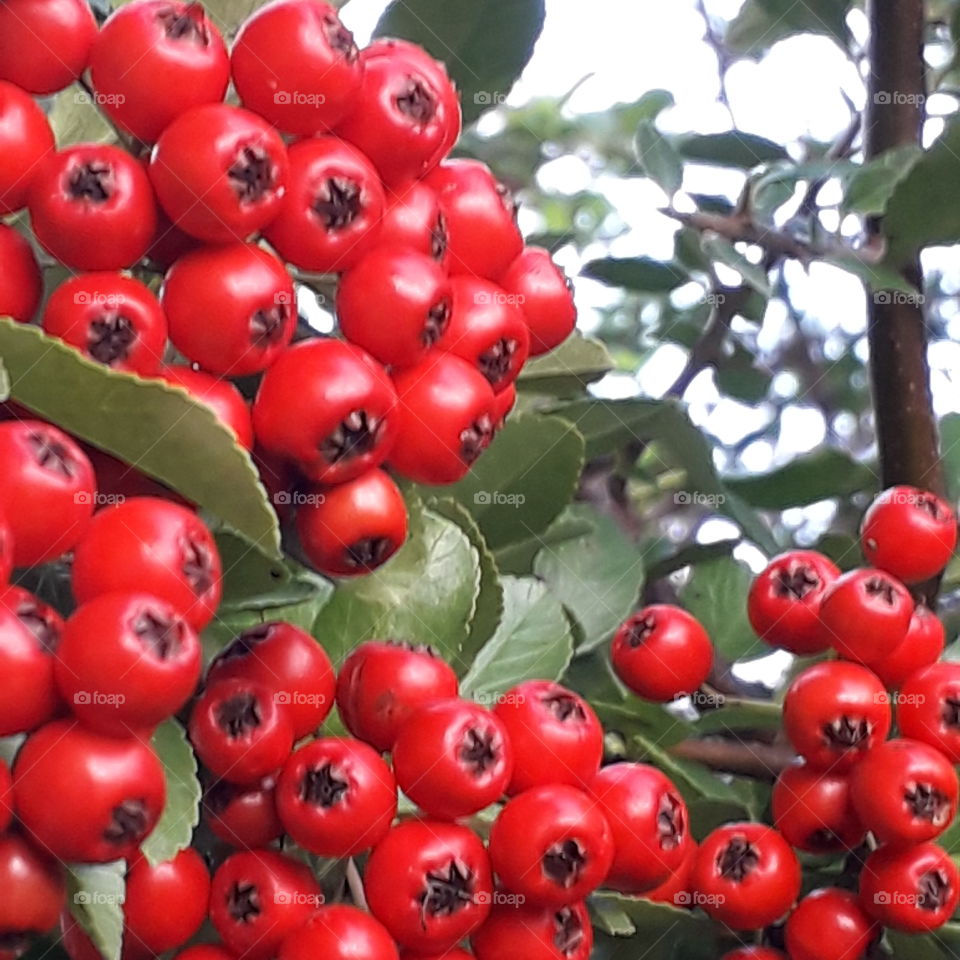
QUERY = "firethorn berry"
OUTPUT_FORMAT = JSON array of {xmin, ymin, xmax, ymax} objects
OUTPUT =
[
  {"xmin": 61, "ymin": 914, "xmax": 114, "ymax": 960},
  {"xmin": 771, "ymin": 763, "xmax": 864, "ymax": 854},
  {"xmin": 849, "ymin": 738, "xmax": 958, "ymax": 845},
  {"xmin": 392, "ymin": 698, "xmax": 514, "ymax": 820},
  {"xmin": 42, "ymin": 273, "xmax": 168, "ymax": 376},
  {"xmin": 365, "ymin": 819, "xmax": 493, "ymax": 952},
  {"xmin": 253, "ymin": 338, "xmax": 398, "ymax": 485},
  {"xmin": 13, "ymin": 719, "xmax": 166, "ymax": 863},
  {"xmin": 0, "ymin": 833, "xmax": 64, "ymax": 939},
  {"xmin": 488, "ymin": 785, "xmax": 614, "ymax": 907},
  {"xmin": 0, "ymin": 224, "xmax": 42, "ymax": 324},
  {"xmin": 785, "ymin": 888, "xmax": 875, "ymax": 960},
  {"xmin": 860, "ymin": 842, "xmax": 959, "ymax": 932},
  {"xmin": 149, "ymin": 104, "xmax": 289, "ymax": 243},
  {"xmin": 90, "ymin": 0, "xmax": 230, "ymax": 144},
  {"xmin": 189, "ymin": 678, "xmax": 294, "ymax": 785},
  {"xmin": 209, "ymin": 849, "xmax": 322, "ymax": 960},
  {"xmin": 0, "ymin": 420, "xmax": 95, "ymax": 566},
  {"xmin": 123, "ymin": 849, "xmax": 210, "ymax": 957},
  {"xmin": 691, "ymin": 823, "xmax": 801, "ymax": 930},
  {"xmin": 589, "ymin": 762, "xmax": 689, "ymax": 893},
  {"xmin": 500, "ymin": 247, "xmax": 578, "ymax": 356},
  {"xmin": 871, "ymin": 603, "xmax": 945, "ymax": 690},
  {"xmin": 276, "ymin": 737, "xmax": 397, "ymax": 857},
  {"xmin": 337, "ymin": 246, "xmax": 452, "ymax": 368},
  {"xmin": 207, "ymin": 621, "xmax": 335, "ymax": 739},
  {"xmin": 0, "ymin": 0, "xmax": 97, "ymax": 94},
  {"xmin": 400, "ymin": 952, "xmax": 473, "ymax": 960},
  {"xmin": 162, "ymin": 243, "xmax": 296, "ymax": 377},
  {"xmin": 818, "ymin": 567, "xmax": 913, "ymax": 663},
  {"xmin": 783, "ymin": 661, "xmax": 891, "ymax": 770},
  {"xmin": 336, "ymin": 640, "xmax": 460, "ymax": 751},
  {"xmin": 438, "ymin": 276, "xmax": 530, "ymax": 393},
  {"xmin": 747, "ymin": 550, "xmax": 840, "ymax": 655},
  {"xmin": 0, "ymin": 586, "xmax": 63, "ymax": 736},
  {"xmin": 493, "ymin": 381, "xmax": 516, "ymax": 426},
  {"xmin": 263, "ymin": 137, "xmax": 385, "ymax": 272},
  {"xmin": 0, "ymin": 759, "xmax": 11, "ymax": 832},
  {"xmin": 29, "ymin": 145, "xmax": 157, "ymax": 271},
  {"xmin": 160, "ymin": 366, "xmax": 256, "ymax": 450},
  {"xmin": 204, "ymin": 777, "xmax": 283, "ymax": 849},
  {"xmin": 0, "ymin": 512, "xmax": 12, "ymax": 586},
  {"xmin": 232, "ymin": 0, "xmax": 361, "ymax": 135},
  {"xmin": 389, "ymin": 353, "xmax": 497, "ymax": 485},
  {"xmin": 471, "ymin": 901, "xmax": 592, "ymax": 960},
  {"xmin": 642, "ymin": 838, "xmax": 696, "ymax": 906},
  {"xmin": 861, "ymin": 485, "xmax": 957, "ymax": 584},
  {"xmin": 381, "ymin": 180, "xmax": 448, "ymax": 262},
  {"xmin": 173, "ymin": 949, "xmax": 236, "ymax": 960},
  {"xmin": 279, "ymin": 906, "xmax": 399, "ymax": 960},
  {"xmin": 0, "ymin": 81, "xmax": 54, "ymax": 214},
  {"xmin": 425, "ymin": 160, "xmax": 523, "ymax": 281},
  {"xmin": 55, "ymin": 592, "xmax": 201, "ymax": 736},
  {"xmin": 493, "ymin": 680, "xmax": 603, "ymax": 795},
  {"xmin": 899, "ymin": 661, "xmax": 960, "ymax": 761},
  {"xmin": 610, "ymin": 604, "xmax": 713, "ymax": 702},
  {"xmin": 296, "ymin": 469, "xmax": 409, "ymax": 577},
  {"xmin": 71, "ymin": 496, "xmax": 222, "ymax": 631},
  {"xmin": 721, "ymin": 952, "xmax": 787, "ymax": 960}
]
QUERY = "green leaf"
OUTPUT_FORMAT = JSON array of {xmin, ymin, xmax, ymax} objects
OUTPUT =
[
  {"xmin": 374, "ymin": 0, "xmax": 545, "ymax": 125},
  {"xmin": 884, "ymin": 931, "xmax": 955, "ymax": 960},
  {"xmin": 675, "ymin": 131, "xmax": 789, "ymax": 169},
  {"xmin": 635, "ymin": 121, "xmax": 684, "ymax": 196},
  {"xmin": 0, "ymin": 320, "xmax": 280, "ymax": 554},
  {"xmin": 693, "ymin": 698, "xmax": 783, "ymax": 736},
  {"xmin": 517, "ymin": 331, "xmax": 613, "ymax": 395},
  {"xmin": 634, "ymin": 735, "xmax": 748, "ymax": 807},
  {"xmin": 821, "ymin": 253, "xmax": 918, "ymax": 294},
  {"xmin": 842, "ymin": 145, "xmax": 923, "ymax": 215},
  {"xmin": 420, "ymin": 414, "xmax": 585, "ymax": 551},
  {"xmin": 0, "ymin": 356, "xmax": 8, "ymax": 402},
  {"xmin": 681, "ymin": 556, "xmax": 762, "ymax": 661},
  {"xmin": 533, "ymin": 506, "xmax": 643, "ymax": 651},
  {"xmin": 68, "ymin": 862, "xmax": 126, "ymax": 960},
  {"xmin": 49, "ymin": 86, "xmax": 115, "ymax": 145},
  {"xmin": 312, "ymin": 502, "xmax": 481, "ymax": 666},
  {"xmin": 714, "ymin": 346, "xmax": 771, "ymax": 404},
  {"xmin": 941, "ymin": 413, "xmax": 960, "ymax": 502},
  {"xmin": 700, "ymin": 233, "xmax": 772, "ymax": 296},
  {"xmin": 141, "ymin": 721, "xmax": 200, "ymax": 868},
  {"xmin": 548, "ymin": 396, "xmax": 662, "ymax": 459},
  {"xmin": 460, "ymin": 575, "xmax": 573, "ymax": 702},
  {"xmin": 581, "ymin": 256, "xmax": 689, "ymax": 294},
  {"xmin": 592, "ymin": 697, "xmax": 692, "ymax": 749},
  {"xmin": 725, "ymin": 448, "xmax": 877, "ymax": 508},
  {"xmin": 725, "ymin": 0, "xmax": 852, "ymax": 57},
  {"xmin": 633, "ymin": 89, "xmax": 675, "ymax": 122},
  {"xmin": 494, "ymin": 508, "xmax": 596, "ymax": 575}
]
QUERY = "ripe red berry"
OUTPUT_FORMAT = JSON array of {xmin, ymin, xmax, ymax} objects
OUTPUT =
[
  {"xmin": 861, "ymin": 485, "xmax": 957, "ymax": 584},
  {"xmin": 380, "ymin": 180, "xmax": 448, "ymax": 263},
  {"xmin": 691, "ymin": 822, "xmax": 801, "ymax": 930},
  {"xmin": 860, "ymin": 842, "xmax": 959, "ymax": 932},
  {"xmin": 500, "ymin": 247, "xmax": 577, "ymax": 356},
  {"xmin": 160, "ymin": 365, "xmax": 255, "ymax": 450},
  {"xmin": 0, "ymin": 0, "xmax": 97, "ymax": 94},
  {"xmin": 90, "ymin": 0, "xmax": 230, "ymax": 143},
  {"xmin": 0, "ymin": 512, "xmax": 12, "ymax": 586},
  {"xmin": 204, "ymin": 777, "xmax": 283, "ymax": 850},
  {"xmin": 173, "ymin": 948, "xmax": 236, "ymax": 960},
  {"xmin": 150, "ymin": 104, "xmax": 289, "ymax": 243},
  {"xmin": 493, "ymin": 680, "xmax": 603, "ymax": 795},
  {"xmin": 189, "ymin": 678, "xmax": 294, "ymax": 785},
  {"xmin": 72, "ymin": 496, "xmax": 222, "ymax": 631},
  {"xmin": 276, "ymin": 737, "xmax": 397, "ymax": 857},
  {"xmin": 29, "ymin": 144, "xmax": 157, "ymax": 270},
  {"xmin": 335, "ymin": 640, "xmax": 460, "ymax": 752},
  {"xmin": 0, "ymin": 81, "xmax": 54, "ymax": 214},
  {"xmin": 389, "ymin": 353, "xmax": 497, "ymax": 485},
  {"xmin": 279, "ymin": 905, "xmax": 399, "ymax": 960},
  {"xmin": 783, "ymin": 661, "xmax": 891, "ymax": 770},
  {"xmin": 162, "ymin": 243, "xmax": 295, "ymax": 377},
  {"xmin": 747, "ymin": 550, "xmax": 840, "ymax": 655},
  {"xmin": 253, "ymin": 338, "xmax": 398, "ymax": 484},
  {"xmin": 641, "ymin": 837, "xmax": 696, "ymax": 907},
  {"xmin": 42, "ymin": 273, "xmax": 168, "ymax": 375},
  {"xmin": 13, "ymin": 719, "xmax": 166, "ymax": 863},
  {"xmin": 849, "ymin": 737, "xmax": 958, "ymax": 846},
  {"xmin": 471, "ymin": 901, "xmax": 592, "ymax": 960},
  {"xmin": 264, "ymin": 136, "xmax": 385, "ymax": 272},
  {"xmin": 296, "ymin": 468, "xmax": 408, "ymax": 577},
  {"xmin": 209, "ymin": 849, "xmax": 321, "ymax": 960},
  {"xmin": 785, "ymin": 888, "xmax": 875, "ymax": 960},
  {"xmin": 818, "ymin": 567, "xmax": 913, "ymax": 663},
  {"xmin": 0, "ymin": 758, "xmax": 11, "ymax": 833},
  {"xmin": 337, "ymin": 246, "xmax": 452, "ymax": 368},
  {"xmin": 365, "ymin": 819, "xmax": 493, "ymax": 953},
  {"xmin": 0, "ymin": 224, "xmax": 42, "ymax": 323},
  {"xmin": 0, "ymin": 420, "xmax": 95, "ymax": 566},
  {"xmin": 0, "ymin": 833, "xmax": 64, "ymax": 939},
  {"xmin": 611, "ymin": 604, "xmax": 713, "ymax": 702},
  {"xmin": 899, "ymin": 661, "xmax": 960, "ymax": 762},
  {"xmin": 589, "ymin": 762, "xmax": 688, "ymax": 893},
  {"xmin": 871, "ymin": 603, "xmax": 945, "ymax": 689},
  {"xmin": 392, "ymin": 698, "xmax": 513, "ymax": 820},
  {"xmin": 771, "ymin": 763, "xmax": 864, "ymax": 853}
]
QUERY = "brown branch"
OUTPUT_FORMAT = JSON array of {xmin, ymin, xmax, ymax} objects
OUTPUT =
[{"xmin": 669, "ymin": 738, "xmax": 794, "ymax": 781}]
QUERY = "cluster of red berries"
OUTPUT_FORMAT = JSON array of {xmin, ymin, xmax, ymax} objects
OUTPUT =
[{"xmin": 0, "ymin": 0, "xmax": 577, "ymax": 579}]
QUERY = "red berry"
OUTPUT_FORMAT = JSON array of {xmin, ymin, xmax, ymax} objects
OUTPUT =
[
  {"xmin": 0, "ymin": 759, "xmax": 11, "ymax": 833},
  {"xmin": 0, "ymin": 224, "xmax": 42, "ymax": 323},
  {"xmin": 0, "ymin": 833, "xmax": 64, "ymax": 939},
  {"xmin": 642, "ymin": 838, "xmax": 697, "ymax": 907},
  {"xmin": 871, "ymin": 603, "xmax": 945, "ymax": 689},
  {"xmin": 771, "ymin": 763, "xmax": 864, "ymax": 853},
  {"xmin": 204, "ymin": 777, "xmax": 283, "ymax": 850},
  {"xmin": 160, "ymin": 365, "xmax": 255, "ymax": 450},
  {"xmin": 899, "ymin": 661, "xmax": 960, "ymax": 762},
  {"xmin": 0, "ymin": 81, "xmax": 54, "ymax": 213},
  {"xmin": 500, "ymin": 247, "xmax": 577, "ymax": 356},
  {"xmin": 173, "ymin": 948, "xmax": 237, "ymax": 960},
  {"xmin": 471, "ymin": 901, "xmax": 592, "ymax": 960},
  {"xmin": 0, "ymin": 511, "xmax": 12, "ymax": 586},
  {"xmin": 380, "ymin": 180, "xmax": 448, "ymax": 263},
  {"xmin": 279, "ymin": 906, "xmax": 399, "ymax": 960},
  {"xmin": 785, "ymin": 888, "xmax": 875, "ymax": 960}
]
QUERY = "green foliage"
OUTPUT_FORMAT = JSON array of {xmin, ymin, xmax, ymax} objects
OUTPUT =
[
  {"xmin": 67, "ymin": 862, "xmax": 126, "ymax": 960},
  {"xmin": 724, "ymin": 0, "xmax": 852, "ymax": 57}
]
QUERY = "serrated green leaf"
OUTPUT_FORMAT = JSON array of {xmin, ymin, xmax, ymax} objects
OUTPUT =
[
  {"xmin": 494, "ymin": 508, "xmax": 596, "ymax": 575},
  {"xmin": 49, "ymin": 86, "xmax": 115, "ymax": 145},
  {"xmin": 517, "ymin": 331, "xmax": 612, "ymax": 395},
  {"xmin": 0, "ymin": 320, "xmax": 280, "ymax": 553},
  {"xmin": 635, "ymin": 121, "xmax": 683, "ymax": 196},
  {"xmin": 675, "ymin": 131, "xmax": 789, "ymax": 169},
  {"xmin": 700, "ymin": 233, "xmax": 772, "ymax": 296},
  {"xmin": 842, "ymin": 144, "xmax": 923, "ymax": 215},
  {"xmin": 215, "ymin": 532, "xmax": 320, "ymax": 611},
  {"xmin": 582, "ymin": 256, "xmax": 690, "ymax": 294},
  {"xmin": 68, "ymin": 862, "xmax": 126, "ymax": 960}
]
